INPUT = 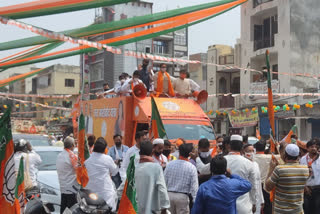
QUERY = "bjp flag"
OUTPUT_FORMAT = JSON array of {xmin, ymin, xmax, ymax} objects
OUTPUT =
[
  {"xmin": 77, "ymin": 113, "xmax": 90, "ymax": 187},
  {"xmin": 15, "ymin": 157, "xmax": 25, "ymax": 214},
  {"xmin": 0, "ymin": 107, "xmax": 18, "ymax": 214}
]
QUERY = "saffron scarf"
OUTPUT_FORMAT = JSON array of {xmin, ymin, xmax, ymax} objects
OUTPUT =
[
  {"xmin": 156, "ymin": 71, "xmax": 175, "ymax": 97},
  {"xmin": 65, "ymin": 148, "xmax": 78, "ymax": 170}
]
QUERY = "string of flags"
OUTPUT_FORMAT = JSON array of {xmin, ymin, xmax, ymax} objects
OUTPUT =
[
  {"xmin": 1, "ymin": 14, "xmax": 320, "ymax": 80},
  {"xmin": 0, "ymin": 96, "xmax": 72, "ymax": 111},
  {"xmin": 206, "ymin": 101, "xmax": 315, "ymax": 116}
]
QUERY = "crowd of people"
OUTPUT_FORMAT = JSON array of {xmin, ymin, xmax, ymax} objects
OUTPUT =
[
  {"xmin": 100, "ymin": 59, "xmax": 201, "ymax": 98},
  {"xmin": 42, "ymin": 129, "xmax": 319, "ymax": 214}
]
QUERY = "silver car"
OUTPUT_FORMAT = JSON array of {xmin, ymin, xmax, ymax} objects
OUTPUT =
[{"xmin": 34, "ymin": 146, "xmax": 62, "ymax": 214}]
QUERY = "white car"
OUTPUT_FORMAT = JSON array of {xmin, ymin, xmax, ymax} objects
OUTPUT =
[{"xmin": 34, "ymin": 146, "xmax": 62, "ymax": 214}]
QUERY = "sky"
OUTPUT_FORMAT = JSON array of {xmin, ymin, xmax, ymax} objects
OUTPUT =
[{"xmin": 0, "ymin": 0, "xmax": 241, "ymax": 68}]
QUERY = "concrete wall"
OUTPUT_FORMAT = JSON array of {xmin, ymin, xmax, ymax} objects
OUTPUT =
[{"xmin": 289, "ymin": 0, "xmax": 320, "ymax": 99}]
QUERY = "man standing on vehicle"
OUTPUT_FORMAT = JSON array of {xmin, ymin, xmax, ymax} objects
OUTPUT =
[
  {"xmin": 173, "ymin": 70, "xmax": 192, "ymax": 97},
  {"xmin": 153, "ymin": 63, "xmax": 175, "ymax": 97},
  {"xmin": 56, "ymin": 137, "xmax": 79, "ymax": 214},
  {"xmin": 108, "ymin": 134, "xmax": 129, "ymax": 188},
  {"xmin": 139, "ymin": 59, "xmax": 154, "ymax": 91},
  {"xmin": 85, "ymin": 138, "xmax": 119, "ymax": 211},
  {"xmin": 120, "ymin": 70, "xmax": 146, "ymax": 96}
]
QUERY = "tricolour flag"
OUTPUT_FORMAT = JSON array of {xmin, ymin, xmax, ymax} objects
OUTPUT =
[
  {"xmin": 0, "ymin": 106, "xmax": 18, "ymax": 213},
  {"xmin": 266, "ymin": 50, "xmax": 276, "ymax": 152},
  {"xmin": 15, "ymin": 157, "xmax": 25, "ymax": 214},
  {"xmin": 150, "ymin": 97, "xmax": 167, "ymax": 139},
  {"xmin": 76, "ymin": 113, "xmax": 90, "ymax": 187},
  {"xmin": 281, "ymin": 125, "xmax": 297, "ymax": 143},
  {"xmin": 118, "ymin": 155, "xmax": 137, "ymax": 214}
]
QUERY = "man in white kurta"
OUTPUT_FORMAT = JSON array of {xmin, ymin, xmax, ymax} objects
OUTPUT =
[
  {"xmin": 135, "ymin": 140, "xmax": 170, "ymax": 214},
  {"xmin": 85, "ymin": 139, "xmax": 118, "ymax": 211},
  {"xmin": 243, "ymin": 144, "xmax": 264, "ymax": 214}
]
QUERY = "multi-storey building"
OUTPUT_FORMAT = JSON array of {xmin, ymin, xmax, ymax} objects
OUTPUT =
[{"xmin": 238, "ymin": 0, "xmax": 320, "ymax": 139}]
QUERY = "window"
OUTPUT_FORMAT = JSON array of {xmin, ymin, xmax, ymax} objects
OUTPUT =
[
  {"xmin": 90, "ymin": 62, "xmax": 104, "ymax": 82},
  {"xmin": 253, "ymin": 0, "xmax": 273, "ymax": 8},
  {"xmin": 272, "ymin": 64, "xmax": 278, "ymax": 80},
  {"xmin": 63, "ymin": 101, "xmax": 72, "ymax": 108},
  {"xmin": 153, "ymin": 41, "xmax": 169, "ymax": 55},
  {"xmin": 219, "ymin": 77, "xmax": 227, "ymax": 93},
  {"xmin": 65, "ymin": 79, "xmax": 75, "ymax": 87},
  {"xmin": 219, "ymin": 55, "xmax": 234, "ymax": 65},
  {"xmin": 145, "ymin": 47, "xmax": 151, "ymax": 53},
  {"xmin": 48, "ymin": 74, "xmax": 51, "ymax": 86},
  {"xmin": 164, "ymin": 124, "xmax": 215, "ymax": 140},
  {"xmin": 254, "ymin": 15, "xmax": 278, "ymax": 51}
]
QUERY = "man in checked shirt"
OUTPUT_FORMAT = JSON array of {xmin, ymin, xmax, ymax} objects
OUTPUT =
[{"xmin": 164, "ymin": 143, "xmax": 198, "ymax": 214}]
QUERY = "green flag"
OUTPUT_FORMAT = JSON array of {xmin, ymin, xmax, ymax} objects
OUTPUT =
[
  {"xmin": 118, "ymin": 155, "xmax": 138, "ymax": 213},
  {"xmin": 150, "ymin": 97, "xmax": 167, "ymax": 139}
]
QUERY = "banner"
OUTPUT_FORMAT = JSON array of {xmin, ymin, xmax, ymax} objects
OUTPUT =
[{"xmin": 228, "ymin": 110, "xmax": 259, "ymax": 128}]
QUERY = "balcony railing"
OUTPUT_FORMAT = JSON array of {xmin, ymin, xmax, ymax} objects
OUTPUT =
[
  {"xmin": 253, "ymin": 0, "xmax": 273, "ymax": 8},
  {"xmin": 219, "ymin": 95, "xmax": 235, "ymax": 109}
]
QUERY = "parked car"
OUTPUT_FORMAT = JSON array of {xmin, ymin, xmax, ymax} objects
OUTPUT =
[
  {"xmin": 13, "ymin": 134, "xmax": 51, "ymax": 147},
  {"xmin": 34, "ymin": 146, "xmax": 62, "ymax": 214}
]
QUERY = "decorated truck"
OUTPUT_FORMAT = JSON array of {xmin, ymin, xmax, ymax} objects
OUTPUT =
[{"xmin": 81, "ymin": 94, "xmax": 215, "ymax": 147}]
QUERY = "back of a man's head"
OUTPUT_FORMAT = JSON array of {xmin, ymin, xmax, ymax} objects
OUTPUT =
[
  {"xmin": 210, "ymin": 155, "xmax": 227, "ymax": 175},
  {"xmin": 140, "ymin": 140, "xmax": 153, "ymax": 156},
  {"xmin": 64, "ymin": 137, "xmax": 74, "ymax": 149},
  {"xmin": 135, "ymin": 131, "xmax": 145, "ymax": 141},
  {"xmin": 255, "ymin": 141, "xmax": 266, "ymax": 152},
  {"xmin": 179, "ymin": 143, "xmax": 193, "ymax": 158},
  {"xmin": 198, "ymin": 138, "xmax": 210, "ymax": 149},
  {"xmin": 93, "ymin": 137, "xmax": 107, "ymax": 153},
  {"xmin": 88, "ymin": 135, "xmax": 96, "ymax": 147}
]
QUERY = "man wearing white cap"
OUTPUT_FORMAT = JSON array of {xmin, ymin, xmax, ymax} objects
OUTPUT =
[
  {"xmin": 152, "ymin": 138, "xmax": 168, "ymax": 169},
  {"xmin": 265, "ymin": 144, "xmax": 309, "ymax": 214},
  {"xmin": 224, "ymin": 135, "xmax": 257, "ymax": 214}
]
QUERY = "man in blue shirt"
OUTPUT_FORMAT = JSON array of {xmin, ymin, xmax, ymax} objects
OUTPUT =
[
  {"xmin": 192, "ymin": 155, "xmax": 251, "ymax": 214},
  {"xmin": 108, "ymin": 134, "xmax": 129, "ymax": 188}
]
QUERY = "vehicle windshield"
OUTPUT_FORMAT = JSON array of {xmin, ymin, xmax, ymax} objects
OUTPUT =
[
  {"xmin": 37, "ymin": 151, "xmax": 60, "ymax": 171},
  {"xmin": 164, "ymin": 123, "xmax": 215, "ymax": 140},
  {"xmin": 13, "ymin": 135, "xmax": 51, "ymax": 147}
]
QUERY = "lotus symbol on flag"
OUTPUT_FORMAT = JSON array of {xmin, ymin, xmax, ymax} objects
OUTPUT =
[{"xmin": 2, "ymin": 154, "xmax": 16, "ymax": 205}]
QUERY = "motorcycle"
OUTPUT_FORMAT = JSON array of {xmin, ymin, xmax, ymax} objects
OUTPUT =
[
  {"xmin": 24, "ymin": 188, "xmax": 55, "ymax": 214},
  {"xmin": 63, "ymin": 187, "xmax": 115, "ymax": 214}
]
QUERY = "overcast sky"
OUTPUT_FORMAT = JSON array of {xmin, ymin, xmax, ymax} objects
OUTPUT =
[{"xmin": 0, "ymin": 0, "xmax": 240, "ymax": 68}]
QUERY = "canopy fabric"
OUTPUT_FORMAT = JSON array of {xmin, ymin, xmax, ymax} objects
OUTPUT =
[
  {"xmin": 0, "ymin": 0, "xmax": 247, "ymax": 68},
  {"xmin": 0, "ymin": 0, "xmax": 245, "ymax": 51},
  {"xmin": 0, "ymin": 67, "xmax": 46, "ymax": 88},
  {"xmin": 0, "ymin": 0, "xmax": 136, "ymax": 19},
  {"xmin": 0, "ymin": 0, "xmax": 247, "ymax": 69}
]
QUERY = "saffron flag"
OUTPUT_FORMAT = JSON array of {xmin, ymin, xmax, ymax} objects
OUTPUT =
[
  {"xmin": 150, "ymin": 97, "xmax": 167, "ymax": 139},
  {"xmin": 281, "ymin": 125, "xmax": 297, "ymax": 143},
  {"xmin": 15, "ymin": 157, "xmax": 25, "ymax": 214},
  {"xmin": 266, "ymin": 50, "xmax": 276, "ymax": 152},
  {"xmin": 118, "ymin": 155, "xmax": 137, "ymax": 214},
  {"xmin": 256, "ymin": 127, "xmax": 261, "ymax": 140},
  {"xmin": 77, "ymin": 114, "xmax": 90, "ymax": 187},
  {"xmin": 0, "ymin": 106, "xmax": 18, "ymax": 213}
]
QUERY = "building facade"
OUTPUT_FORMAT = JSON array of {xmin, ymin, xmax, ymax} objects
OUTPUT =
[
  {"xmin": 32, "ymin": 64, "xmax": 80, "ymax": 123},
  {"xmin": 238, "ymin": 0, "xmax": 320, "ymax": 139},
  {"xmin": 81, "ymin": 1, "xmax": 153, "ymax": 94},
  {"xmin": 206, "ymin": 45, "xmax": 241, "ymax": 136}
]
